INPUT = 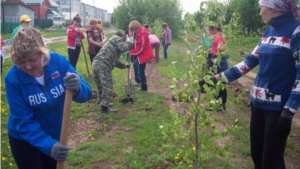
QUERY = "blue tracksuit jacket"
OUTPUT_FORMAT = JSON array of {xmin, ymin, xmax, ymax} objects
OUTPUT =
[
  {"xmin": 222, "ymin": 12, "xmax": 300, "ymax": 113},
  {"xmin": 5, "ymin": 52, "xmax": 92, "ymax": 156}
]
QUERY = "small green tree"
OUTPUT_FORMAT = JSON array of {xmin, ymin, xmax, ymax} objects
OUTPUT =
[{"xmin": 160, "ymin": 1, "xmax": 242, "ymax": 168}]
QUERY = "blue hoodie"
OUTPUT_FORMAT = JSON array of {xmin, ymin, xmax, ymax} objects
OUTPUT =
[
  {"xmin": 222, "ymin": 12, "xmax": 300, "ymax": 113},
  {"xmin": 5, "ymin": 52, "xmax": 92, "ymax": 156}
]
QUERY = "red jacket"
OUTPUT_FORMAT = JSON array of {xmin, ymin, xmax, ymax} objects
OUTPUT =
[
  {"xmin": 130, "ymin": 27, "xmax": 153, "ymax": 64},
  {"xmin": 67, "ymin": 26, "xmax": 85, "ymax": 49}
]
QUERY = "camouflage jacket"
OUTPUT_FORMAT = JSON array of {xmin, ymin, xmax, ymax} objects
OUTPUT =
[{"xmin": 93, "ymin": 35, "xmax": 132, "ymax": 70}]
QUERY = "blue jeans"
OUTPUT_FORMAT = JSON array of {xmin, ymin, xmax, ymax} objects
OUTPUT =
[
  {"xmin": 163, "ymin": 44, "xmax": 169, "ymax": 59},
  {"xmin": 9, "ymin": 135, "xmax": 57, "ymax": 169},
  {"xmin": 133, "ymin": 58, "xmax": 140, "ymax": 83}
]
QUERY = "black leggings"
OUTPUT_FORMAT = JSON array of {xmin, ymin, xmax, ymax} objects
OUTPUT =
[
  {"xmin": 9, "ymin": 135, "xmax": 57, "ymax": 169},
  {"xmin": 68, "ymin": 46, "xmax": 81, "ymax": 70},
  {"xmin": 250, "ymin": 103, "xmax": 290, "ymax": 169}
]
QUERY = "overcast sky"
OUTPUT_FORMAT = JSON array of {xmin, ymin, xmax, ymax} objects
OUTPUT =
[{"xmin": 81, "ymin": 0, "xmax": 201, "ymax": 14}]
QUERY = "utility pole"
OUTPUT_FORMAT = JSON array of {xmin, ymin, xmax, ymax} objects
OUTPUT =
[{"xmin": 69, "ymin": 0, "xmax": 71, "ymax": 25}]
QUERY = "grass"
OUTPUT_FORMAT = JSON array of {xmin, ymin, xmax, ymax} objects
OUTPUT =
[
  {"xmin": 41, "ymin": 29, "xmax": 68, "ymax": 38},
  {"xmin": 1, "ymin": 33, "xmax": 11, "ymax": 40},
  {"xmin": 1, "ymin": 28, "xmax": 69, "ymax": 41},
  {"xmin": 1, "ymin": 31, "xmax": 299, "ymax": 169}
]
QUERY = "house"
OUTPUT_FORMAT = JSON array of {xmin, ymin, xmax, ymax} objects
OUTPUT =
[
  {"xmin": 25, "ymin": 0, "xmax": 51, "ymax": 19},
  {"xmin": 46, "ymin": 0, "xmax": 64, "ymax": 24},
  {"xmin": 1, "ymin": 0, "xmax": 35, "ymax": 32}
]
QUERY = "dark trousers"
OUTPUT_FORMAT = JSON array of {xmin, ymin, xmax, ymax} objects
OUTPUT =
[
  {"xmin": 218, "ymin": 89, "xmax": 227, "ymax": 104},
  {"xmin": 163, "ymin": 44, "xmax": 169, "ymax": 59},
  {"xmin": 139, "ymin": 62, "xmax": 147, "ymax": 90},
  {"xmin": 68, "ymin": 45, "xmax": 81, "ymax": 70},
  {"xmin": 9, "ymin": 135, "xmax": 57, "ymax": 169},
  {"xmin": 151, "ymin": 42, "xmax": 160, "ymax": 62},
  {"xmin": 250, "ymin": 103, "xmax": 290, "ymax": 169},
  {"xmin": 133, "ymin": 58, "xmax": 140, "ymax": 83},
  {"xmin": 89, "ymin": 46, "xmax": 101, "ymax": 64}
]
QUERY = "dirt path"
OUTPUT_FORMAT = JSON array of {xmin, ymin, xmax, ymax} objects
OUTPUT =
[
  {"xmin": 144, "ymin": 60, "xmax": 300, "ymax": 169},
  {"xmin": 65, "ymin": 58, "xmax": 299, "ymax": 168},
  {"xmin": 44, "ymin": 28, "xmax": 117, "ymax": 45},
  {"xmin": 3, "ymin": 28, "xmax": 118, "ymax": 59}
]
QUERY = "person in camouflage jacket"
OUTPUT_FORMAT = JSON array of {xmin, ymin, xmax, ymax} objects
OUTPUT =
[{"xmin": 92, "ymin": 31, "xmax": 133, "ymax": 113}]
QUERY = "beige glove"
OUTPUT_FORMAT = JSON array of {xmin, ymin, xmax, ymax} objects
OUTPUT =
[{"xmin": 127, "ymin": 37, "xmax": 134, "ymax": 44}]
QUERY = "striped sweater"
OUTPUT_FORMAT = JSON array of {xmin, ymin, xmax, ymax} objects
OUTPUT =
[{"xmin": 221, "ymin": 12, "xmax": 300, "ymax": 113}]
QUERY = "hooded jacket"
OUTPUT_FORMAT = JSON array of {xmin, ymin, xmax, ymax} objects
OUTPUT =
[
  {"xmin": 5, "ymin": 52, "xmax": 92, "ymax": 156},
  {"xmin": 130, "ymin": 27, "xmax": 154, "ymax": 64},
  {"xmin": 67, "ymin": 26, "xmax": 85, "ymax": 49},
  {"xmin": 222, "ymin": 12, "xmax": 300, "ymax": 113}
]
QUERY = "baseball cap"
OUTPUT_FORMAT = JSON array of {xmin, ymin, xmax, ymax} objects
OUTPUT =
[{"xmin": 20, "ymin": 15, "xmax": 31, "ymax": 22}]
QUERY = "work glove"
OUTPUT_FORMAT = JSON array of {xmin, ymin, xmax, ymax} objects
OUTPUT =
[
  {"xmin": 125, "ymin": 63, "xmax": 131, "ymax": 69},
  {"xmin": 127, "ymin": 37, "xmax": 134, "ymax": 44},
  {"xmin": 198, "ymin": 76, "xmax": 217, "ymax": 87},
  {"xmin": 277, "ymin": 108, "xmax": 293, "ymax": 132},
  {"xmin": 198, "ymin": 76, "xmax": 218, "ymax": 93},
  {"xmin": 50, "ymin": 142, "xmax": 70, "ymax": 161},
  {"xmin": 63, "ymin": 72, "xmax": 80, "ymax": 95}
]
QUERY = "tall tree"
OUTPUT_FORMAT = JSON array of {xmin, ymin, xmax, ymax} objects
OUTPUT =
[
  {"xmin": 228, "ymin": 0, "xmax": 263, "ymax": 36},
  {"xmin": 113, "ymin": 0, "xmax": 183, "ymax": 38}
]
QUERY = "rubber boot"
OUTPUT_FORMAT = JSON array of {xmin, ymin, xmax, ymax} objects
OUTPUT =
[{"xmin": 101, "ymin": 105, "xmax": 118, "ymax": 113}]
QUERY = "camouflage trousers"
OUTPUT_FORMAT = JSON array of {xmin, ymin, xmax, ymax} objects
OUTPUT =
[{"xmin": 92, "ymin": 62, "xmax": 113, "ymax": 107}]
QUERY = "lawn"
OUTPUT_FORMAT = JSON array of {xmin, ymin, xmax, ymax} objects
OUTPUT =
[
  {"xmin": 1, "ymin": 28, "xmax": 68, "ymax": 41},
  {"xmin": 1, "ymin": 31, "xmax": 299, "ymax": 169}
]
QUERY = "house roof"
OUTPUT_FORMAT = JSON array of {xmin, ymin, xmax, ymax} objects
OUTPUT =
[
  {"xmin": 2, "ymin": 1, "xmax": 35, "ymax": 11},
  {"xmin": 49, "ymin": 0, "xmax": 59, "ymax": 7},
  {"xmin": 47, "ymin": 9, "xmax": 59, "ymax": 15},
  {"xmin": 24, "ymin": 0, "xmax": 43, "ymax": 4}
]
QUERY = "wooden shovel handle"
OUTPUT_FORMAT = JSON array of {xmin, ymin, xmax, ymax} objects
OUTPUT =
[{"xmin": 57, "ymin": 89, "xmax": 73, "ymax": 169}]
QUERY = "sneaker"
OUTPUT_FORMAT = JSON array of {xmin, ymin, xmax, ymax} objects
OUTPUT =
[
  {"xmin": 101, "ymin": 106, "xmax": 118, "ymax": 113},
  {"xmin": 140, "ymin": 85, "xmax": 148, "ymax": 91},
  {"xmin": 135, "ymin": 82, "xmax": 141, "ymax": 86}
]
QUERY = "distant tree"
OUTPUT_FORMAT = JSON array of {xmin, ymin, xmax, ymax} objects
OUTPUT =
[
  {"xmin": 113, "ymin": 0, "xmax": 183, "ymax": 38},
  {"xmin": 228, "ymin": 0, "xmax": 263, "ymax": 36}
]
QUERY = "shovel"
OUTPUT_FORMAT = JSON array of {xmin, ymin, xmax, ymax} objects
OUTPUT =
[
  {"xmin": 57, "ymin": 89, "xmax": 72, "ymax": 169},
  {"xmin": 80, "ymin": 38, "xmax": 94, "ymax": 81},
  {"xmin": 122, "ymin": 53, "xmax": 135, "ymax": 103}
]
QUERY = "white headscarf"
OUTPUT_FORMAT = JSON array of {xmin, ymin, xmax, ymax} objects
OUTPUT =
[{"xmin": 259, "ymin": 0, "xmax": 300, "ymax": 17}]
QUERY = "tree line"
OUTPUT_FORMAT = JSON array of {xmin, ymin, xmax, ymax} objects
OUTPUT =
[{"xmin": 112, "ymin": 0, "xmax": 300, "ymax": 38}]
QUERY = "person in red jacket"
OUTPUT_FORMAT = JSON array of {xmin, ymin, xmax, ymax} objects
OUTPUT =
[
  {"xmin": 67, "ymin": 15, "xmax": 85, "ymax": 70},
  {"xmin": 129, "ymin": 20, "xmax": 154, "ymax": 91}
]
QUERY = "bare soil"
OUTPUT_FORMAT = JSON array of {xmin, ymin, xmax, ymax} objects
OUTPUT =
[{"xmin": 66, "ymin": 49, "xmax": 300, "ymax": 168}]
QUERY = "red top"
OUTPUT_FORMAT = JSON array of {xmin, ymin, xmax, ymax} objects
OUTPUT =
[
  {"xmin": 130, "ymin": 27, "xmax": 154, "ymax": 64},
  {"xmin": 67, "ymin": 26, "xmax": 85, "ymax": 49},
  {"xmin": 211, "ymin": 33, "xmax": 226, "ymax": 55}
]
